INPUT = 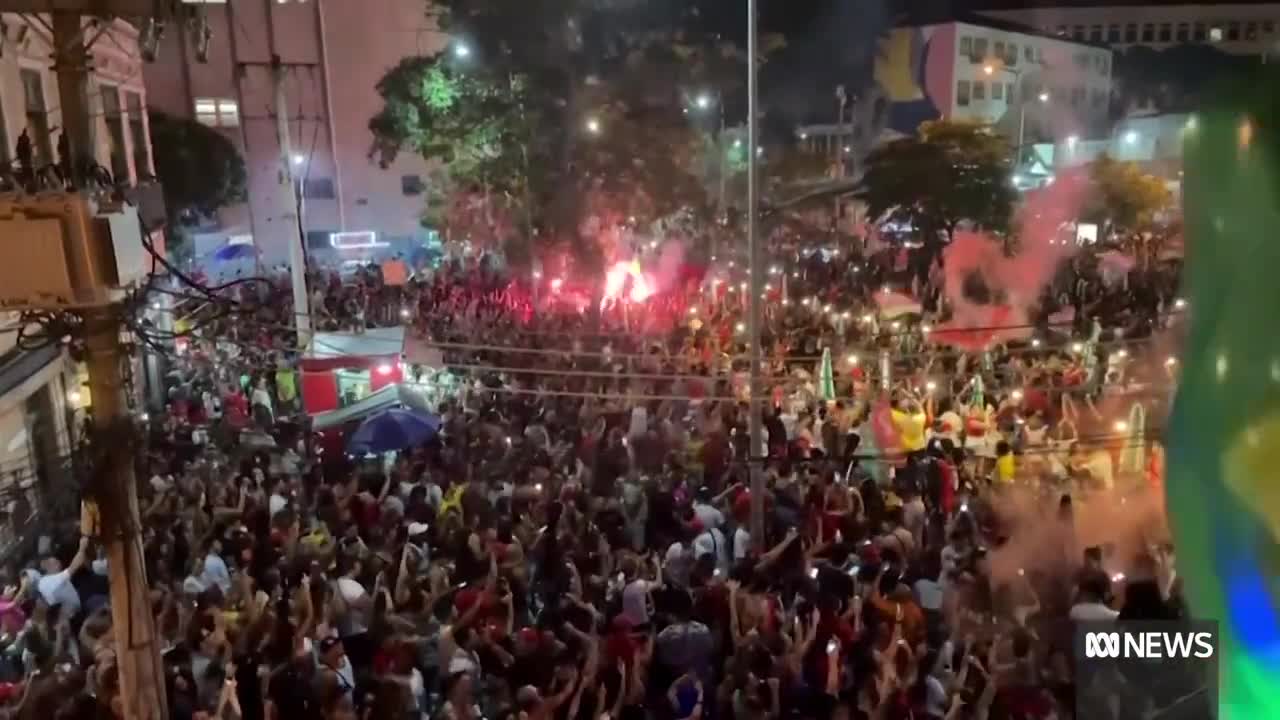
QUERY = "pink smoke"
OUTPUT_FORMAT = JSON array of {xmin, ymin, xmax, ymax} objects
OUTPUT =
[{"xmin": 933, "ymin": 170, "xmax": 1091, "ymax": 350}]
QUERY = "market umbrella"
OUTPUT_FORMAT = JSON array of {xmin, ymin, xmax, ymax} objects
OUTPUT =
[
  {"xmin": 212, "ymin": 243, "xmax": 257, "ymax": 261},
  {"xmin": 347, "ymin": 408, "xmax": 440, "ymax": 455}
]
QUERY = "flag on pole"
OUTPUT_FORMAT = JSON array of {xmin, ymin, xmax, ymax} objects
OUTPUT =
[
  {"xmin": 818, "ymin": 347, "xmax": 836, "ymax": 401},
  {"xmin": 1119, "ymin": 402, "xmax": 1146, "ymax": 475}
]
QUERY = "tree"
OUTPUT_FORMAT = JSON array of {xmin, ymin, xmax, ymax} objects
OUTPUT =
[
  {"xmin": 370, "ymin": 0, "xmax": 778, "ymax": 270},
  {"xmin": 148, "ymin": 111, "xmax": 247, "ymax": 222},
  {"xmin": 857, "ymin": 120, "xmax": 1016, "ymax": 259},
  {"xmin": 1081, "ymin": 153, "xmax": 1172, "ymax": 237}
]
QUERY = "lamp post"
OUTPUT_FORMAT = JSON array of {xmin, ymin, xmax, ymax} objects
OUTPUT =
[{"xmin": 746, "ymin": 0, "xmax": 765, "ymax": 550}]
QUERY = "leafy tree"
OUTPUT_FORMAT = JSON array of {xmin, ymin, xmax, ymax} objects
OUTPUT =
[
  {"xmin": 149, "ymin": 111, "xmax": 247, "ymax": 222},
  {"xmin": 857, "ymin": 120, "xmax": 1016, "ymax": 258},
  {"xmin": 370, "ymin": 0, "xmax": 778, "ymax": 270},
  {"xmin": 1081, "ymin": 153, "xmax": 1173, "ymax": 237},
  {"xmin": 148, "ymin": 111, "xmax": 248, "ymax": 264}
]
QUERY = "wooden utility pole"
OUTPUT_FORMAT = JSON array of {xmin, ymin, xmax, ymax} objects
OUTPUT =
[{"xmin": 0, "ymin": 1, "xmax": 177, "ymax": 717}]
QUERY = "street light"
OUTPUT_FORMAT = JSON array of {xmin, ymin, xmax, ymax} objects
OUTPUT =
[
  {"xmin": 695, "ymin": 93, "xmax": 713, "ymax": 110},
  {"xmin": 983, "ymin": 64, "xmax": 995, "ymax": 75},
  {"xmin": 1038, "ymin": 91, "xmax": 1050, "ymax": 103},
  {"xmin": 1124, "ymin": 130, "xmax": 1139, "ymax": 144},
  {"xmin": 453, "ymin": 42, "xmax": 471, "ymax": 59},
  {"xmin": 585, "ymin": 117, "xmax": 602, "ymax": 135}
]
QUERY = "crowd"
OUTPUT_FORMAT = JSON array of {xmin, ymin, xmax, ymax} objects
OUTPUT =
[{"xmin": 0, "ymin": 241, "xmax": 1197, "ymax": 720}]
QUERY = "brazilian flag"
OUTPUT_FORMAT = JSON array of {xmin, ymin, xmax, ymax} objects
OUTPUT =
[{"xmin": 1168, "ymin": 67, "xmax": 1280, "ymax": 719}]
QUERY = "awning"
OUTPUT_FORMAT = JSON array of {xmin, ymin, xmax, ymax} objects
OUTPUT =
[
  {"xmin": 311, "ymin": 382, "xmax": 430, "ymax": 431},
  {"xmin": 302, "ymin": 327, "xmax": 405, "ymax": 371}
]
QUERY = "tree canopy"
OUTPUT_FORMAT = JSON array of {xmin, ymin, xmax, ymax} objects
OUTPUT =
[
  {"xmin": 857, "ymin": 120, "xmax": 1016, "ymax": 249},
  {"xmin": 370, "ymin": 0, "xmax": 785, "ymax": 267},
  {"xmin": 148, "ymin": 111, "xmax": 247, "ymax": 223},
  {"xmin": 1081, "ymin": 153, "xmax": 1173, "ymax": 235}
]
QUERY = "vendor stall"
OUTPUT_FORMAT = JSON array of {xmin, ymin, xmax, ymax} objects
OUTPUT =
[{"xmin": 300, "ymin": 327, "xmax": 406, "ymax": 414}]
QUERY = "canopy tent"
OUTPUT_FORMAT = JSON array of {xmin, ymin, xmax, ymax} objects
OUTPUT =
[
  {"xmin": 303, "ymin": 327, "xmax": 406, "ymax": 370},
  {"xmin": 311, "ymin": 383, "xmax": 430, "ymax": 430},
  {"xmin": 301, "ymin": 327, "xmax": 406, "ymax": 413}
]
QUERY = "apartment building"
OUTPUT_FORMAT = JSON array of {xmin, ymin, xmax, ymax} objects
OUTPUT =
[
  {"xmin": 978, "ymin": 3, "xmax": 1280, "ymax": 56},
  {"xmin": 144, "ymin": 0, "xmax": 444, "ymax": 268}
]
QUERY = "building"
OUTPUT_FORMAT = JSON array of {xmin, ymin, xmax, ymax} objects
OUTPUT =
[
  {"xmin": 866, "ymin": 18, "xmax": 1113, "ymax": 148},
  {"xmin": 0, "ymin": 14, "xmax": 153, "ymax": 559},
  {"xmin": 977, "ymin": 3, "xmax": 1280, "ymax": 56},
  {"xmin": 0, "ymin": 16, "xmax": 153, "ymax": 185},
  {"xmin": 143, "ymin": 0, "xmax": 445, "ymax": 268}
]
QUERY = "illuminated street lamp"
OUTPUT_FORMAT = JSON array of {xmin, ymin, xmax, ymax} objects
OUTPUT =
[
  {"xmin": 453, "ymin": 42, "xmax": 471, "ymax": 59},
  {"xmin": 585, "ymin": 117, "xmax": 602, "ymax": 135},
  {"xmin": 695, "ymin": 93, "xmax": 713, "ymax": 110}
]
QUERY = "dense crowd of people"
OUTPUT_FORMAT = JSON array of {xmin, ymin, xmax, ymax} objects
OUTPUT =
[{"xmin": 1, "ymin": 240, "xmax": 1198, "ymax": 720}]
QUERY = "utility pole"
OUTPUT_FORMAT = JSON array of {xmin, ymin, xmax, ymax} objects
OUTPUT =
[
  {"xmin": 273, "ymin": 57, "xmax": 312, "ymax": 348},
  {"xmin": 746, "ymin": 0, "xmax": 765, "ymax": 550},
  {"xmin": 236, "ymin": 54, "xmax": 316, "ymax": 349},
  {"xmin": 0, "ymin": 2, "xmax": 178, "ymax": 718}
]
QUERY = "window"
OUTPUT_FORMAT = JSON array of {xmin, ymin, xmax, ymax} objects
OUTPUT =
[
  {"xmin": 1176, "ymin": 23, "xmax": 1189, "ymax": 41},
  {"xmin": 101, "ymin": 86, "xmax": 128, "ymax": 181},
  {"xmin": 305, "ymin": 231, "xmax": 331, "ymax": 250},
  {"xmin": 1071, "ymin": 87, "xmax": 1085, "ymax": 106},
  {"xmin": 302, "ymin": 177, "xmax": 336, "ymax": 199},
  {"xmin": 956, "ymin": 80, "xmax": 971, "ymax": 106},
  {"xmin": 1025, "ymin": 45, "xmax": 1034, "ymax": 62},
  {"xmin": 1072, "ymin": 25, "xmax": 1084, "ymax": 39},
  {"xmin": 1158, "ymin": 23, "xmax": 1172, "ymax": 42},
  {"xmin": 973, "ymin": 81, "xmax": 985, "ymax": 100},
  {"xmin": 1055, "ymin": 25, "xmax": 1067, "ymax": 36},
  {"xmin": 1107, "ymin": 25, "xmax": 1121, "ymax": 43},
  {"xmin": 1264, "ymin": 21, "xmax": 1275, "ymax": 35},
  {"xmin": 20, "ymin": 69, "xmax": 52, "ymax": 164},
  {"xmin": 1092, "ymin": 89, "xmax": 1108, "ymax": 108},
  {"xmin": 194, "ymin": 97, "xmax": 239, "ymax": 127},
  {"xmin": 126, "ymin": 92, "xmax": 150, "ymax": 179},
  {"xmin": 959, "ymin": 36, "xmax": 972, "ymax": 56},
  {"xmin": 1007, "ymin": 83, "xmax": 1014, "ymax": 101},
  {"xmin": 1194, "ymin": 23, "xmax": 1207, "ymax": 41},
  {"xmin": 972, "ymin": 37, "xmax": 988, "ymax": 60},
  {"xmin": 401, "ymin": 174, "xmax": 424, "ymax": 196},
  {"xmin": 1228, "ymin": 22, "xmax": 1240, "ymax": 41},
  {"xmin": 1089, "ymin": 25, "xmax": 1102, "ymax": 42},
  {"xmin": 1245, "ymin": 22, "xmax": 1258, "ymax": 40},
  {"xmin": 994, "ymin": 41, "xmax": 1005, "ymax": 61},
  {"xmin": 1141, "ymin": 23, "xmax": 1154, "ymax": 42},
  {"xmin": 1210, "ymin": 26, "xmax": 1223, "ymax": 42},
  {"xmin": 1006, "ymin": 42, "xmax": 1017, "ymax": 65},
  {"xmin": 1125, "ymin": 23, "xmax": 1138, "ymax": 42},
  {"xmin": 992, "ymin": 82, "xmax": 1003, "ymax": 100}
]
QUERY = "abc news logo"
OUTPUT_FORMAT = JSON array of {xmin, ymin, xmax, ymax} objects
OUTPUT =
[{"xmin": 1084, "ymin": 630, "xmax": 1215, "ymax": 659}]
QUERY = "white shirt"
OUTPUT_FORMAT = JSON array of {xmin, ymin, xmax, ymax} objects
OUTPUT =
[
  {"xmin": 1070, "ymin": 601, "xmax": 1120, "ymax": 622},
  {"xmin": 621, "ymin": 579, "xmax": 657, "ymax": 626},
  {"xmin": 693, "ymin": 528, "xmax": 729, "ymax": 574},
  {"xmin": 202, "ymin": 553, "xmax": 232, "ymax": 594},
  {"xmin": 36, "ymin": 569, "xmax": 80, "ymax": 613},
  {"xmin": 692, "ymin": 502, "xmax": 724, "ymax": 530},
  {"xmin": 269, "ymin": 493, "xmax": 289, "ymax": 517},
  {"xmin": 733, "ymin": 527, "xmax": 752, "ymax": 561},
  {"xmin": 336, "ymin": 577, "xmax": 370, "ymax": 635}
]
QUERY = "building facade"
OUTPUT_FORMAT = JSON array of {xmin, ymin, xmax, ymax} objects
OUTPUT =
[
  {"xmin": 144, "ymin": 0, "xmax": 444, "ymax": 268},
  {"xmin": 868, "ymin": 20, "xmax": 1113, "ymax": 146},
  {"xmin": 0, "ymin": 14, "xmax": 152, "ymax": 559},
  {"xmin": 978, "ymin": 3, "xmax": 1280, "ymax": 56},
  {"xmin": 0, "ymin": 16, "xmax": 153, "ymax": 185}
]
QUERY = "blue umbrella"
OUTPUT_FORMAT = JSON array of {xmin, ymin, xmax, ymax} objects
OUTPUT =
[
  {"xmin": 212, "ymin": 243, "xmax": 257, "ymax": 261},
  {"xmin": 347, "ymin": 408, "xmax": 440, "ymax": 454}
]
